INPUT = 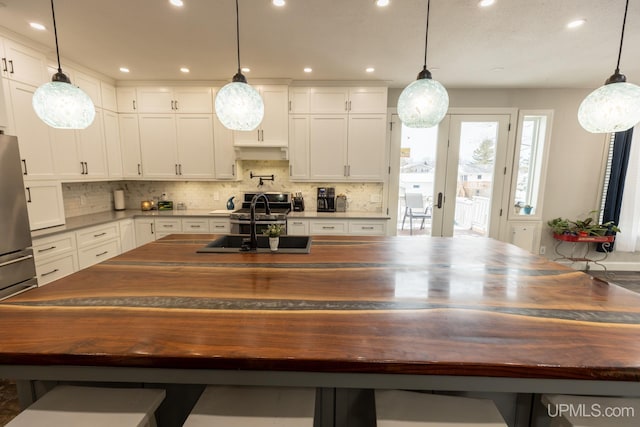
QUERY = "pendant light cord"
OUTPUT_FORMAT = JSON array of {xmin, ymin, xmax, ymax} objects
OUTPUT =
[
  {"xmin": 423, "ymin": 0, "xmax": 430, "ymax": 68},
  {"xmin": 235, "ymin": 0, "xmax": 241, "ymax": 73},
  {"xmin": 50, "ymin": 0, "xmax": 62, "ymax": 73},
  {"xmin": 615, "ymin": 0, "xmax": 630, "ymax": 73}
]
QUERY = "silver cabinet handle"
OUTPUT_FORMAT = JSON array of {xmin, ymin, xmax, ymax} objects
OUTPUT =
[
  {"xmin": 26, "ymin": 187, "xmax": 32, "ymax": 203},
  {"xmin": 213, "ymin": 225, "xmax": 225, "ymax": 228},
  {"xmin": 150, "ymin": 223, "xmax": 154, "ymax": 234},
  {"xmin": 190, "ymin": 224, "xmax": 201, "ymax": 228},
  {"xmin": 138, "ymin": 163, "xmax": 142, "ymax": 175},
  {"xmin": 1, "ymin": 57, "xmax": 7, "ymax": 72},
  {"xmin": 171, "ymin": 100, "xmax": 175, "ymax": 110},
  {"xmin": 362, "ymin": 226, "xmax": 374, "ymax": 230},
  {"xmin": 175, "ymin": 164, "xmax": 179, "ymax": 175},
  {"xmin": 38, "ymin": 246, "xmax": 57, "ymax": 253},
  {"xmin": 96, "ymin": 251, "xmax": 109, "ymax": 257},
  {"xmin": 322, "ymin": 226, "xmax": 335, "ymax": 229},
  {"xmin": 133, "ymin": 100, "xmax": 137, "ymax": 110},
  {"xmin": 347, "ymin": 165, "xmax": 351, "ymax": 176},
  {"xmin": 179, "ymin": 164, "xmax": 182, "ymax": 175},
  {"xmin": 162, "ymin": 224, "xmax": 174, "ymax": 228},
  {"xmin": 348, "ymin": 100, "xmax": 352, "ymax": 111},
  {"xmin": 41, "ymin": 268, "xmax": 59, "ymax": 277},
  {"xmin": 174, "ymin": 100, "xmax": 178, "ymax": 110},
  {"xmin": 8, "ymin": 59, "xmax": 13, "ymax": 74},
  {"xmin": 345, "ymin": 101, "xmax": 348, "ymax": 111},
  {"xmin": 93, "ymin": 232, "xmax": 107, "ymax": 238},
  {"xmin": 0, "ymin": 254, "xmax": 34, "ymax": 267},
  {"xmin": 22, "ymin": 159, "xmax": 27, "ymax": 175}
]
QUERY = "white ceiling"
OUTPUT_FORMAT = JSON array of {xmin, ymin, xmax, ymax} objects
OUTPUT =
[{"xmin": 0, "ymin": 0, "xmax": 638, "ymax": 89}]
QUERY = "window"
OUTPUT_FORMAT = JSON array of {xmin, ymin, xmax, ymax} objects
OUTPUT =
[{"xmin": 511, "ymin": 110, "xmax": 553, "ymax": 218}]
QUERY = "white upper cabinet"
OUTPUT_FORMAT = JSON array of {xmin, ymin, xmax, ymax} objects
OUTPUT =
[
  {"xmin": 233, "ymin": 85, "xmax": 288, "ymax": 147},
  {"xmin": 176, "ymin": 114, "xmax": 215, "ymax": 179},
  {"xmin": 288, "ymin": 115, "xmax": 310, "ymax": 180},
  {"xmin": 118, "ymin": 114, "xmax": 143, "ymax": 178},
  {"xmin": 347, "ymin": 87, "xmax": 388, "ymax": 113},
  {"xmin": 309, "ymin": 115, "xmax": 348, "ymax": 180},
  {"xmin": 213, "ymin": 113, "xmax": 238, "ymax": 180},
  {"xmin": 138, "ymin": 114, "xmax": 179, "ymax": 178},
  {"xmin": 0, "ymin": 38, "xmax": 47, "ymax": 87},
  {"xmin": 73, "ymin": 71, "xmax": 102, "ymax": 108},
  {"xmin": 100, "ymin": 82, "xmax": 118, "ymax": 112},
  {"xmin": 346, "ymin": 114, "xmax": 387, "ymax": 180},
  {"xmin": 7, "ymin": 81, "xmax": 55, "ymax": 179},
  {"xmin": 303, "ymin": 87, "xmax": 387, "ymax": 114},
  {"xmin": 288, "ymin": 87, "xmax": 310, "ymax": 114},
  {"xmin": 309, "ymin": 87, "xmax": 349, "ymax": 114},
  {"xmin": 102, "ymin": 110, "xmax": 123, "ymax": 178},
  {"xmin": 116, "ymin": 87, "xmax": 138, "ymax": 113},
  {"xmin": 137, "ymin": 86, "xmax": 213, "ymax": 113}
]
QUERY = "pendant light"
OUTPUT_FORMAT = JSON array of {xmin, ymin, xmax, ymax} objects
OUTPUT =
[
  {"xmin": 397, "ymin": 0, "xmax": 449, "ymax": 128},
  {"xmin": 215, "ymin": 0, "xmax": 264, "ymax": 131},
  {"xmin": 578, "ymin": 0, "xmax": 640, "ymax": 133},
  {"xmin": 32, "ymin": 0, "xmax": 95, "ymax": 129}
]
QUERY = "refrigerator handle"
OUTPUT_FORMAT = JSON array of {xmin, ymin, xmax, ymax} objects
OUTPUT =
[{"xmin": 0, "ymin": 254, "xmax": 33, "ymax": 268}]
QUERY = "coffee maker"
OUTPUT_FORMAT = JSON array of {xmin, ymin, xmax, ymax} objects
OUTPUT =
[{"xmin": 317, "ymin": 187, "xmax": 336, "ymax": 212}]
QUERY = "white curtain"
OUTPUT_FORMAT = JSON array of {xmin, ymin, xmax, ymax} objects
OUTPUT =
[{"xmin": 616, "ymin": 124, "xmax": 640, "ymax": 252}]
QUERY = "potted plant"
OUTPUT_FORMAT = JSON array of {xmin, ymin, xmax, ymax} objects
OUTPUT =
[
  {"xmin": 547, "ymin": 211, "xmax": 621, "ymax": 238},
  {"xmin": 523, "ymin": 204, "xmax": 533, "ymax": 215},
  {"xmin": 514, "ymin": 202, "xmax": 523, "ymax": 214},
  {"xmin": 263, "ymin": 224, "xmax": 284, "ymax": 251}
]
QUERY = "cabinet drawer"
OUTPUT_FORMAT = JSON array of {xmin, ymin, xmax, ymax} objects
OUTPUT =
[
  {"xmin": 310, "ymin": 220, "xmax": 347, "ymax": 235},
  {"xmin": 33, "ymin": 232, "xmax": 76, "ymax": 261},
  {"xmin": 36, "ymin": 253, "xmax": 78, "ymax": 286},
  {"xmin": 287, "ymin": 219, "xmax": 309, "ymax": 236},
  {"xmin": 155, "ymin": 218, "xmax": 182, "ymax": 233},
  {"xmin": 78, "ymin": 240, "xmax": 120, "ymax": 269},
  {"xmin": 348, "ymin": 221, "xmax": 386, "ymax": 235},
  {"xmin": 209, "ymin": 219, "xmax": 230, "ymax": 234},
  {"xmin": 182, "ymin": 218, "xmax": 210, "ymax": 233},
  {"xmin": 76, "ymin": 223, "xmax": 119, "ymax": 248}
]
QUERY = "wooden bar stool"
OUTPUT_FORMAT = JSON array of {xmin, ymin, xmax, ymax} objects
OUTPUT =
[
  {"xmin": 376, "ymin": 390, "xmax": 507, "ymax": 426},
  {"xmin": 541, "ymin": 394, "xmax": 640, "ymax": 426},
  {"xmin": 7, "ymin": 385, "xmax": 166, "ymax": 427},
  {"xmin": 183, "ymin": 385, "xmax": 316, "ymax": 426}
]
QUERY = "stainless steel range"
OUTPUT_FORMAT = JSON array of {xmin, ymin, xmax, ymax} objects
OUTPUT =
[{"xmin": 230, "ymin": 192, "xmax": 291, "ymax": 235}]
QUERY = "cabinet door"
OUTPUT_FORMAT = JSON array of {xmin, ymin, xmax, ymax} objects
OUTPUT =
[
  {"xmin": 119, "ymin": 219, "xmax": 136, "ymax": 253},
  {"xmin": 310, "ymin": 220, "xmax": 348, "ymax": 235},
  {"xmin": 118, "ymin": 114, "xmax": 143, "ymax": 178},
  {"xmin": 176, "ymin": 114, "xmax": 215, "ymax": 179},
  {"xmin": 138, "ymin": 114, "xmax": 178, "ymax": 178},
  {"xmin": 209, "ymin": 218, "xmax": 231, "ymax": 234},
  {"xmin": 8, "ymin": 81, "xmax": 55, "ymax": 178},
  {"xmin": 309, "ymin": 115, "xmax": 348, "ymax": 180},
  {"xmin": 287, "ymin": 219, "xmax": 309, "ymax": 235},
  {"xmin": 348, "ymin": 87, "xmax": 388, "ymax": 114},
  {"xmin": 288, "ymin": 87, "xmax": 310, "ymax": 114},
  {"xmin": 25, "ymin": 181, "xmax": 65, "ymax": 230},
  {"xmin": 116, "ymin": 87, "xmax": 137, "ymax": 113},
  {"xmin": 288, "ymin": 115, "xmax": 309, "ymax": 180},
  {"xmin": 136, "ymin": 87, "xmax": 173, "ymax": 113},
  {"xmin": 1, "ymin": 39, "xmax": 47, "ymax": 86},
  {"xmin": 183, "ymin": 218, "xmax": 210, "ymax": 233},
  {"xmin": 309, "ymin": 87, "xmax": 349, "ymax": 113},
  {"xmin": 78, "ymin": 110, "xmax": 108, "ymax": 178},
  {"xmin": 134, "ymin": 218, "xmax": 155, "ymax": 246},
  {"xmin": 213, "ymin": 114, "xmax": 237, "ymax": 179},
  {"xmin": 51, "ymin": 127, "xmax": 82, "ymax": 178},
  {"xmin": 103, "ymin": 110, "xmax": 123, "ymax": 178},
  {"xmin": 36, "ymin": 253, "xmax": 78, "ymax": 286},
  {"xmin": 74, "ymin": 71, "xmax": 102, "ymax": 108},
  {"xmin": 347, "ymin": 114, "xmax": 387, "ymax": 181},
  {"xmin": 101, "ymin": 82, "xmax": 118, "ymax": 112},
  {"xmin": 174, "ymin": 87, "xmax": 213, "ymax": 113},
  {"xmin": 260, "ymin": 85, "xmax": 288, "ymax": 146}
]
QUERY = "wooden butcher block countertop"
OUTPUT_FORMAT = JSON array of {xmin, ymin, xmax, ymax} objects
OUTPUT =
[{"xmin": 2, "ymin": 234, "xmax": 640, "ymax": 382}]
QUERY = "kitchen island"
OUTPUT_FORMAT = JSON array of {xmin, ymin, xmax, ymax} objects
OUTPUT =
[{"xmin": 2, "ymin": 235, "xmax": 640, "ymax": 423}]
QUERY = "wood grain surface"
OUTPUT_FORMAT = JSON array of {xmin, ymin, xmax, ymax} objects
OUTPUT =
[{"xmin": 2, "ymin": 235, "xmax": 640, "ymax": 381}]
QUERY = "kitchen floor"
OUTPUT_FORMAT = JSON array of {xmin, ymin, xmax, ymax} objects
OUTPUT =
[{"xmin": 0, "ymin": 270, "xmax": 637, "ymax": 424}]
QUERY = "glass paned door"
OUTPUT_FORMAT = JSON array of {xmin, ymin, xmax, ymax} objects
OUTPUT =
[{"xmin": 431, "ymin": 115, "xmax": 511, "ymax": 237}]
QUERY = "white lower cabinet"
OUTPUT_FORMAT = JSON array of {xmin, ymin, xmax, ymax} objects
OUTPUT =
[
  {"xmin": 209, "ymin": 218, "xmax": 231, "ymax": 234},
  {"xmin": 288, "ymin": 218, "xmax": 387, "ymax": 236},
  {"xmin": 182, "ymin": 218, "xmax": 210, "ymax": 233},
  {"xmin": 76, "ymin": 223, "xmax": 121, "ymax": 269},
  {"xmin": 32, "ymin": 232, "xmax": 78, "ymax": 286},
  {"xmin": 119, "ymin": 219, "xmax": 136, "ymax": 253},
  {"xmin": 134, "ymin": 218, "xmax": 156, "ymax": 245},
  {"xmin": 24, "ymin": 181, "xmax": 65, "ymax": 231},
  {"xmin": 508, "ymin": 221, "xmax": 541, "ymax": 254},
  {"xmin": 154, "ymin": 218, "xmax": 182, "ymax": 238}
]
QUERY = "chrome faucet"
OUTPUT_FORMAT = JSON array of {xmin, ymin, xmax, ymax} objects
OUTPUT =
[{"xmin": 248, "ymin": 193, "xmax": 271, "ymax": 251}]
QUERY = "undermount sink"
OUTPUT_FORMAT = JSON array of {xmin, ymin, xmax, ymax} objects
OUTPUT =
[{"xmin": 197, "ymin": 235, "xmax": 312, "ymax": 254}]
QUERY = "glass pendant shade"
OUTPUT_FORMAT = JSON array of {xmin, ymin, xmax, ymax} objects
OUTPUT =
[
  {"xmin": 32, "ymin": 80, "xmax": 96, "ymax": 129},
  {"xmin": 397, "ymin": 77, "xmax": 449, "ymax": 128},
  {"xmin": 578, "ymin": 81, "xmax": 640, "ymax": 133},
  {"xmin": 215, "ymin": 81, "xmax": 264, "ymax": 131}
]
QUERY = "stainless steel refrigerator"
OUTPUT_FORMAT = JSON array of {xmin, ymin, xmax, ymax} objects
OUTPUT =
[{"xmin": 0, "ymin": 133, "xmax": 37, "ymax": 300}]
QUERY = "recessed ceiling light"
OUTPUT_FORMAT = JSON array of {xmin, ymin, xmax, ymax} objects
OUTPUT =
[
  {"xmin": 366, "ymin": 67, "xmax": 375, "ymax": 73},
  {"xmin": 375, "ymin": 0, "xmax": 390, "ymax": 7},
  {"xmin": 241, "ymin": 67, "xmax": 250, "ymax": 72},
  {"xmin": 567, "ymin": 19, "xmax": 586, "ymax": 29},
  {"xmin": 119, "ymin": 67, "xmax": 130, "ymax": 73},
  {"xmin": 478, "ymin": 0, "xmax": 495, "ymax": 7},
  {"xmin": 29, "ymin": 22, "xmax": 46, "ymax": 31},
  {"xmin": 180, "ymin": 67, "xmax": 190, "ymax": 73},
  {"xmin": 272, "ymin": 0, "xmax": 286, "ymax": 7},
  {"xmin": 169, "ymin": 0, "xmax": 184, "ymax": 7},
  {"xmin": 304, "ymin": 67, "xmax": 313, "ymax": 73}
]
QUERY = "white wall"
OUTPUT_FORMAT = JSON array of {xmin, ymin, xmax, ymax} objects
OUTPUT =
[{"xmin": 389, "ymin": 87, "xmax": 640, "ymax": 266}]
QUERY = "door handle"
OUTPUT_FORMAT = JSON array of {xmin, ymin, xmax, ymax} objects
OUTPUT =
[{"xmin": 437, "ymin": 192, "xmax": 443, "ymax": 209}]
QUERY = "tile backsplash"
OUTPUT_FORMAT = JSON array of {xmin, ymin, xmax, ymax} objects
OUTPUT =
[{"xmin": 62, "ymin": 161, "xmax": 384, "ymax": 218}]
